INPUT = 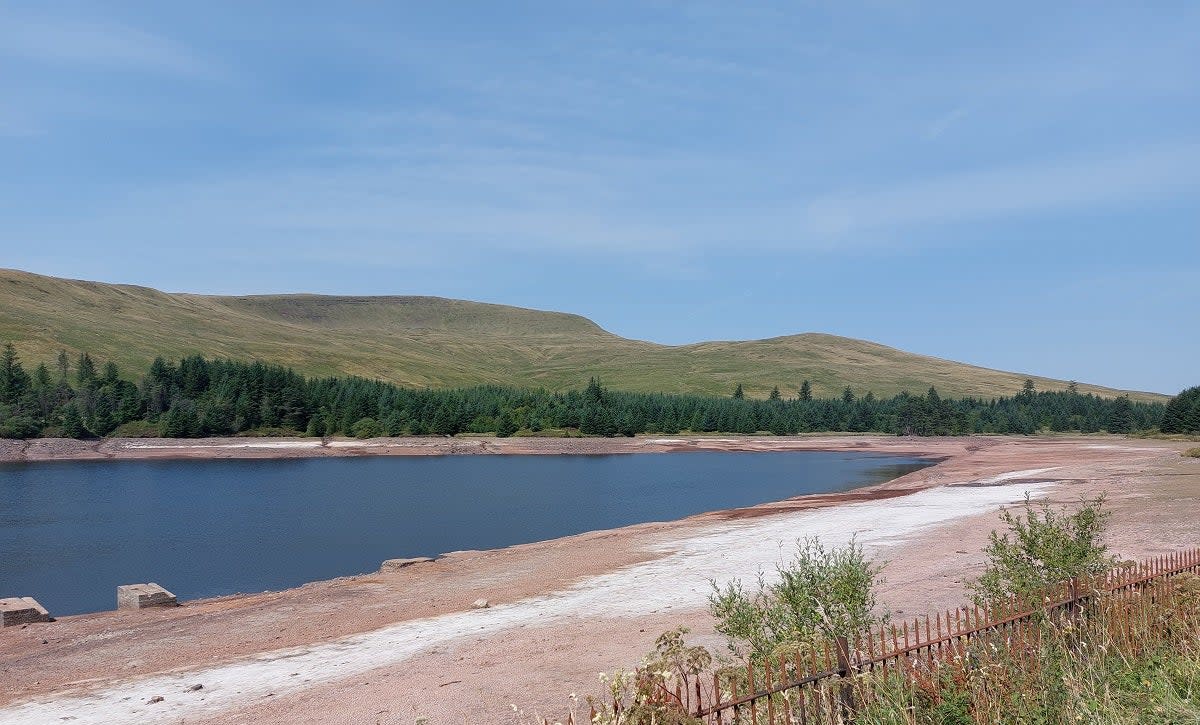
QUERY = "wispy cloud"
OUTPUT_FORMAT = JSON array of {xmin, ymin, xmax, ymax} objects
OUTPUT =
[
  {"xmin": 924, "ymin": 106, "xmax": 969, "ymax": 140},
  {"xmin": 800, "ymin": 142, "xmax": 1200, "ymax": 238},
  {"xmin": 0, "ymin": 15, "xmax": 221, "ymax": 78}
]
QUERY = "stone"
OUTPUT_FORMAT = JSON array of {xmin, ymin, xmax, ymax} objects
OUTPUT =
[
  {"xmin": 471, "ymin": 598, "xmax": 490, "ymax": 609},
  {"xmin": 0, "ymin": 597, "xmax": 50, "ymax": 627},
  {"xmin": 379, "ymin": 556, "xmax": 435, "ymax": 572},
  {"xmin": 117, "ymin": 583, "xmax": 178, "ymax": 610}
]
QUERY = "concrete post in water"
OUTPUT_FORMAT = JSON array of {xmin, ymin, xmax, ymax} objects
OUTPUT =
[
  {"xmin": 117, "ymin": 583, "xmax": 178, "ymax": 610},
  {"xmin": 0, "ymin": 597, "xmax": 51, "ymax": 626}
]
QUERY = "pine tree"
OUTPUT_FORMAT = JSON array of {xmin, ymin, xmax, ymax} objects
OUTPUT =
[
  {"xmin": 0, "ymin": 344, "xmax": 30, "ymax": 406},
  {"xmin": 61, "ymin": 403, "xmax": 88, "ymax": 439},
  {"xmin": 799, "ymin": 380, "xmax": 812, "ymax": 401},
  {"xmin": 732, "ymin": 384, "xmax": 744, "ymax": 399},
  {"xmin": 1106, "ymin": 396, "xmax": 1134, "ymax": 434},
  {"xmin": 769, "ymin": 386, "xmax": 781, "ymax": 401},
  {"xmin": 495, "ymin": 411, "xmax": 518, "ymax": 438},
  {"xmin": 585, "ymin": 377, "xmax": 604, "ymax": 406},
  {"xmin": 76, "ymin": 353, "xmax": 97, "ymax": 388}
]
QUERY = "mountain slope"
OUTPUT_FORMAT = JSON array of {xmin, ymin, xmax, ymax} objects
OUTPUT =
[{"xmin": 0, "ymin": 269, "xmax": 1165, "ymax": 402}]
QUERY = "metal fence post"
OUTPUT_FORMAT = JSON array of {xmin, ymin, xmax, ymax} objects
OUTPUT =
[{"xmin": 835, "ymin": 635, "xmax": 855, "ymax": 721}]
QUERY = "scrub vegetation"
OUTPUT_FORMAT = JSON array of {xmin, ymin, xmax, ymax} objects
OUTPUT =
[{"xmin": 569, "ymin": 498, "xmax": 1200, "ymax": 725}]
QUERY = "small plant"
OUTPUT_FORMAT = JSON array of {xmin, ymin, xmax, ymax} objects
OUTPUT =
[
  {"xmin": 585, "ymin": 628, "xmax": 709, "ymax": 725},
  {"xmin": 709, "ymin": 536, "xmax": 886, "ymax": 661},
  {"xmin": 969, "ymin": 494, "xmax": 1115, "ymax": 608},
  {"xmin": 1184, "ymin": 447, "xmax": 1200, "ymax": 458}
]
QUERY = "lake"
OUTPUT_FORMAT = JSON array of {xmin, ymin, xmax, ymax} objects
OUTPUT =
[{"xmin": 0, "ymin": 451, "xmax": 929, "ymax": 615}]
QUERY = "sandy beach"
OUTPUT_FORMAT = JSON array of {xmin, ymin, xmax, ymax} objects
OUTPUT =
[{"xmin": 1, "ymin": 434, "xmax": 1196, "ymax": 724}]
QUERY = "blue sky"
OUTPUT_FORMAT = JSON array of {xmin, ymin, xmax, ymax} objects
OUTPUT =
[{"xmin": 2, "ymin": 2, "xmax": 1197, "ymax": 394}]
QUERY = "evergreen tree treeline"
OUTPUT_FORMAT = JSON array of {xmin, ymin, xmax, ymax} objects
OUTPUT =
[
  {"xmin": 1161, "ymin": 386, "xmax": 1200, "ymax": 434},
  {"xmin": 0, "ymin": 346, "xmax": 1174, "ymax": 440}
]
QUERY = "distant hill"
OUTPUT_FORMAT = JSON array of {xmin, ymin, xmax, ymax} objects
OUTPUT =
[{"xmin": 0, "ymin": 269, "xmax": 1166, "ymax": 402}]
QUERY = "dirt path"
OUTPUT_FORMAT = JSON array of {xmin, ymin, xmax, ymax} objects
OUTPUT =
[{"xmin": 0, "ymin": 436, "xmax": 1195, "ymax": 724}]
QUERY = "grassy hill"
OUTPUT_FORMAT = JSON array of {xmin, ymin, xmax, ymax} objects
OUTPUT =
[{"xmin": 0, "ymin": 268, "xmax": 1165, "ymax": 402}]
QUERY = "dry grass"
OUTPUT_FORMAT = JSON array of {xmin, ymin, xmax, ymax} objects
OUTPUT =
[{"xmin": 0, "ymin": 268, "xmax": 1166, "ymax": 401}]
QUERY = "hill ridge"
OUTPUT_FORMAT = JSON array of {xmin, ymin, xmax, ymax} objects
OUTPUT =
[{"xmin": 0, "ymin": 268, "xmax": 1165, "ymax": 401}]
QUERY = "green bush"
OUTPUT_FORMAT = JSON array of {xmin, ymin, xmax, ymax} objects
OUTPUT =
[
  {"xmin": 350, "ymin": 417, "xmax": 381, "ymax": 439},
  {"xmin": 969, "ymin": 494, "xmax": 1115, "ymax": 608},
  {"xmin": 709, "ymin": 537, "xmax": 885, "ymax": 660}
]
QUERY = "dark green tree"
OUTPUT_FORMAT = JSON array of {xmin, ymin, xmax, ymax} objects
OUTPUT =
[
  {"xmin": 495, "ymin": 410, "xmax": 518, "ymax": 438},
  {"xmin": 0, "ymin": 344, "xmax": 31, "ymax": 406},
  {"xmin": 799, "ymin": 380, "xmax": 812, "ymax": 401},
  {"xmin": 61, "ymin": 402, "xmax": 88, "ymax": 438},
  {"xmin": 1161, "ymin": 386, "xmax": 1200, "ymax": 434},
  {"xmin": 1106, "ymin": 395, "xmax": 1134, "ymax": 434},
  {"xmin": 76, "ymin": 353, "xmax": 97, "ymax": 388},
  {"xmin": 732, "ymin": 384, "xmax": 744, "ymax": 400}
]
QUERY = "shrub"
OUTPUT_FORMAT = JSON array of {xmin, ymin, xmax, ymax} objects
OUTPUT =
[
  {"xmin": 585, "ymin": 628, "xmax": 708, "ymax": 725},
  {"xmin": 1185, "ymin": 447, "xmax": 1200, "ymax": 458},
  {"xmin": 969, "ymin": 494, "xmax": 1115, "ymax": 608},
  {"xmin": 0, "ymin": 415, "xmax": 41, "ymax": 439},
  {"xmin": 709, "ymin": 537, "xmax": 885, "ymax": 660},
  {"xmin": 350, "ymin": 417, "xmax": 381, "ymax": 439}
]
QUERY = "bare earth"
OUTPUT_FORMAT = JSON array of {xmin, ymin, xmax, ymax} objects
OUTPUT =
[{"xmin": 1, "ymin": 435, "xmax": 1197, "ymax": 725}]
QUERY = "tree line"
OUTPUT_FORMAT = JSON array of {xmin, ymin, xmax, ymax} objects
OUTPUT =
[{"xmin": 0, "ymin": 345, "xmax": 1177, "ymax": 439}]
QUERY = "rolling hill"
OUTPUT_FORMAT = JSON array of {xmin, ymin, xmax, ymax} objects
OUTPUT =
[{"xmin": 0, "ymin": 268, "xmax": 1165, "ymax": 402}]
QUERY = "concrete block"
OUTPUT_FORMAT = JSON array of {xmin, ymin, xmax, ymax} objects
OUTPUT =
[
  {"xmin": 379, "ymin": 556, "xmax": 435, "ymax": 572},
  {"xmin": 1, "ymin": 597, "xmax": 50, "ymax": 627},
  {"xmin": 117, "ymin": 583, "xmax": 178, "ymax": 610}
]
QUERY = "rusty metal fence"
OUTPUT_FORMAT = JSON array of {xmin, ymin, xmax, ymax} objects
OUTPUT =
[
  {"xmin": 547, "ymin": 547, "xmax": 1200, "ymax": 724},
  {"xmin": 685, "ymin": 547, "xmax": 1200, "ymax": 724}
]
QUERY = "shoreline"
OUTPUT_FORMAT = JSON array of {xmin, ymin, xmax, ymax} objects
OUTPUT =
[
  {"xmin": 0, "ymin": 432, "xmax": 967, "ymax": 465},
  {"xmin": 0, "ymin": 435, "xmax": 1194, "ymax": 724}
]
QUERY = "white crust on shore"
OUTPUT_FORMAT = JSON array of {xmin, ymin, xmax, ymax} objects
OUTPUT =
[{"xmin": 0, "ymin": 482, "xmax": 1050, "ymax": 724}]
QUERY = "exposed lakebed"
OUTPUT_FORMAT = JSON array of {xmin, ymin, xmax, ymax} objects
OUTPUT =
[{"xmin": 0, "ymin": 451, "xmax": 929, "ymax": 615}]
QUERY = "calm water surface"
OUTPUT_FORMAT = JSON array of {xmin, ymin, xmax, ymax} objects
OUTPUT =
[{"xmin": 0, "ymin": 451, "xmax": 929, "ymax": 615}]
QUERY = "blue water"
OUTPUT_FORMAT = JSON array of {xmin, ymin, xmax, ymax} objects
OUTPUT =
[{"xmin": 0, "ymin": 451, "xmax": 929, "ymax": 615}]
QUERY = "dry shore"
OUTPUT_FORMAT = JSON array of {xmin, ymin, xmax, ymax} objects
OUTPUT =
[
  {"xmin": 0, "ymin": 433, "xmax": 945, "ymax": 464},
  {"xmin": 0, "ymin": 435, "xmax": 1196, "ymax": 724}
]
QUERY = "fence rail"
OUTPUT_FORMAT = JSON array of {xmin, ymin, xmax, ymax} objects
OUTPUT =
[{"xmin": 688, "ymin": 547, "xmax": 1200, "ymax": 724}]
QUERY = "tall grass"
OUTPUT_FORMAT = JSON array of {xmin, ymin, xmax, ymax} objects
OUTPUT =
[{"xmin": 853, "ymin": 573, "xmax": 1200, "ymax": 724}]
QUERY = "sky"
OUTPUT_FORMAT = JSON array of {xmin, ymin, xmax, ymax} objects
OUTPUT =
[{"xmin": 1, "ymin": 2, "xmax": 1197, "ymax": 394}]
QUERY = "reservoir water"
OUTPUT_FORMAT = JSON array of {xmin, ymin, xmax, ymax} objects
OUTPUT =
[{"xmin": 0, "ymin": 451, "xmax": 929, "ymax": 615}]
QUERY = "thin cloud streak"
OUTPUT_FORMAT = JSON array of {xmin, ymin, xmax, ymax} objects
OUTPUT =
[
  {"xmin": 0, "ymin": 15, "xmax": 222, "ymax": 79},
  {"xmin": 801, "ymin": 143, "xmax": 1200, "ymax": 238}
]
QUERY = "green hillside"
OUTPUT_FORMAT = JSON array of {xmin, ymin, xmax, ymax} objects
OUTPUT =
[{"xmin": 0, "ymin": 268, "xmax": 1165, "ymax": 402}]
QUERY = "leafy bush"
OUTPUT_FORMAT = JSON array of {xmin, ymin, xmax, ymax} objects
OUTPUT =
[
  {"xmin": 0, "ymin": 414, "xmax": 41, "ymax": 439},
  {"xmin": 709, "ymin": 537, "xmax": 885, "ymax": 660},
  {"xmin": 350, "ymin": 417, "xmax": 381, "ymax": 439},
  {"xmin": 969, "ymin": 494, "xmax": 1115, "ymax": 608},
  {"xmin": 1185, "ymin": 447, "xmax": 1200, "ymax": 458}
]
